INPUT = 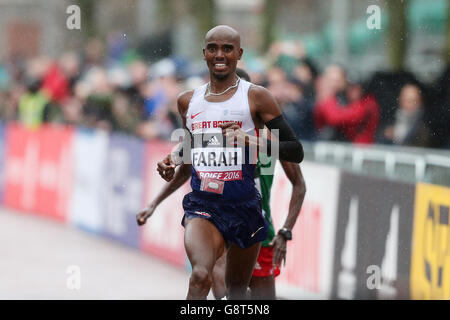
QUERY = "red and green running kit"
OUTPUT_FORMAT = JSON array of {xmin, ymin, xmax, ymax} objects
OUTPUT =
[
  {"xmin": 255, "ymin": 155, "xmax": 275, "ymax": 247},
  {"xmin": 253, "ymin": 154, "xmax": 281, "ymax": 277}
]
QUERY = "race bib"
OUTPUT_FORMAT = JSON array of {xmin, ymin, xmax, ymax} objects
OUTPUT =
[
  {"xmin": 200, "ymin": 177, "xmax": 225, "ymax": 194},
  {"xmin": 191, "ymin": 147, "xmax": 243, "ymax": 181}
]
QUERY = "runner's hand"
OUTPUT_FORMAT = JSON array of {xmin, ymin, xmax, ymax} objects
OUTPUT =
[
  {"xmin": 269, "ymin": 234, "xmax": 287, "ymax": 267},
  {"xmin": 219, "ymin": 122, "xmax": 258, "ymax": 147},
  {"xmin": 157, "ymin": 154, "xmax": 176, "ymax": 182},
  {"xmin": 136, "ymin": 203, "xmax": 156, "ymax": 226}
]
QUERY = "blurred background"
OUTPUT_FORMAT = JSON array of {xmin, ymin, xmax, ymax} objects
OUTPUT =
[
  {"xmin": 0, "ymin": 0, "xmax": 449, "ymax": 300},
  {"xmin": 0, "ymin": 0, "xmax": 449, "ymax": 182}
]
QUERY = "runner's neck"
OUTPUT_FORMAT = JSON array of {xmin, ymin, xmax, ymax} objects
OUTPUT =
[{"xmin": 205, "ymin": 75, "xmax": 240, "ymax": 103}]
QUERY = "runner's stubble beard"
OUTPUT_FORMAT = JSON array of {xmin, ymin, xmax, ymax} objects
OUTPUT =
[{"xmin": 211, "ymin": 71, "xmax": 231, "ymax": 81}]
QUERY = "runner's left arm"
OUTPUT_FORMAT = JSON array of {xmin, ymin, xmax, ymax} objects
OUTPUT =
[
  {"xmin": 254, "ymin": 85, "xmax": 304, "ymax": 163},
  {"xmin": 220, "ymin": 85, "xmax": 304, "ymax": 163}
]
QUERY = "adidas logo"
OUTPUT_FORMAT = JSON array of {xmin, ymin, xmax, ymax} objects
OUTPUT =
[{"xmin": 207, "ymin": 136, "xmax": 221, "ymax": 146}]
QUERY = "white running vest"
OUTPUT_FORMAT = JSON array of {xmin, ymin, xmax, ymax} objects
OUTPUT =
[{"xmin": 186, "ymin": 78, "xmax": 257, "ymax": 197}]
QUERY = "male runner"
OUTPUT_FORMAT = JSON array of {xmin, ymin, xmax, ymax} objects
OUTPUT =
[
  {"xmin": 137, "ymin": 69, "xmax": 306, "ymax": 300},
  {"xmin": 144, "ymin": 25, "xmax": 303, "ymax": 300},
  {"xmin": 137, "ymin": 149, "xmax": 305, "ymax": 299}
]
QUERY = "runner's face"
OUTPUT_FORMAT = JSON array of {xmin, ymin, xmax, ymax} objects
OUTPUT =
[{"xmin": 203, "ymin": 38, "xmax": 242, "ymax": 80}]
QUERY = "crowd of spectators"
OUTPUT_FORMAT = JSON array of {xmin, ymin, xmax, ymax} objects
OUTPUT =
[{"xmin": 0, "ymin": 37, "xmax": 449, "ymax": 149}]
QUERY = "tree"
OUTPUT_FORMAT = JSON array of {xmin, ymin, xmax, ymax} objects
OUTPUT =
[
  {"xmin": 446, "ymin": 1, "xmax": 450, "ymax": 66},
  {"xmin": 262, "ymin": 0, "xmax": 277, "ymax": 52},
  {"xmin": 189, "ymin": 0, "xmax": 216, "ymax": 38},
  {"xmin": 77, "ymin": 0, "xmax": 96, "ymax": 37},
  {"xmin": 386, "ymin": 0, "xmax": 409, "ymax": 71}
]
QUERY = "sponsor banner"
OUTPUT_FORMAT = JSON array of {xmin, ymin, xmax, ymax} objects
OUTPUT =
[
  {"xmin": 0, "ymin": 123, "xmax": 5, "ymax": 203},
  {"xmin": 102, "ymin": 133, "xmax": 144, "ymax": 248},
  {"xmin": 139, "ymin": 140, "xmax": 189, "ymax": 268},
  {"xmin": 331, "ymin": 173, "xmax": 415, "ymax": 299},
  {"xmin": 68, "ymin": 128, "xmax": 109, "ymax": 233},
  {"xmin": 410, "ymin": 183, "xmax": 450, "ymax": 300},
  {"xmin": 3, "ymin": 124, "xmax": 74, "ymax": 221},
  {"xmin": 271, "ymin": 161, "xmax": 340, "ymax": 299}
]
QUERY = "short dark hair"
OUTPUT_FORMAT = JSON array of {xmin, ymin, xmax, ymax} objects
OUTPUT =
[{"xmin": 236, "ymin": 68, "xmax": 251, "ymax": 82}]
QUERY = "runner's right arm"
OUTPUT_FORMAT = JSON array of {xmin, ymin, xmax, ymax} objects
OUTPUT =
[
  {"xmin": 157, "ymin": 90, "xmax": 194, "ymax": 180},
  {"xmin": 136, "ymin": 90, "xmax": 194, "ymax": 226},
  {"xmin": 137, "ymin": 161, "xmax": 191, "ymax": 226}
]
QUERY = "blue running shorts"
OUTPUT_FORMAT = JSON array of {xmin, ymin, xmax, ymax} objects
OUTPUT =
[{"xmin": 181, "ymin": 190, "xmax": 268, "ymax": 249}]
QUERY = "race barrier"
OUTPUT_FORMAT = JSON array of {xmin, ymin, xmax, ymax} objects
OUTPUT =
[
  {"xmin": 3, "ymin": 123, "xmax": 74, "ymax": 221},
  {"xmin": 410, "ymin": 183, "xmax": 450, "ymax": 300},
  {"xmin": 68, "ymin": 128, "xmax": 109, "ymax": 234},
  {"xmin": 330, "ymin": 173, "xmax": 415, "ymax": 300},
  {"xmin": 271, "ymin": 162, "xmax": 340, "ymax": 299},
  {"xmin": 101, "ymin": 133, "xmax": 144, "ymax": 248},
  {"xmin": 0, "ymin": 123, "xmax": 5, "ymax": 202},
  {"xmin": 0, "ymin": 122, "xmax": 449, "ymax": 300}
]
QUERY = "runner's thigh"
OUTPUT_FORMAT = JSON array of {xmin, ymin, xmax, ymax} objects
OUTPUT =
[
  {"xmin": 184, "ymin": 217, "xmax": 225, "ymax": 269},
  {"xmin": 225, "ymin": 242, "xmax": 261, "ymax": 289}
]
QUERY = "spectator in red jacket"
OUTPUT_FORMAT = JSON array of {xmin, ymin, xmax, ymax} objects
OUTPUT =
[
  {"xmin": 41, "ymin": 62, "xmax": 70, "ymax": 104},
  {"xmin": 314, "ymin": 65, "xmax": 380, "ymax": 144}
]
